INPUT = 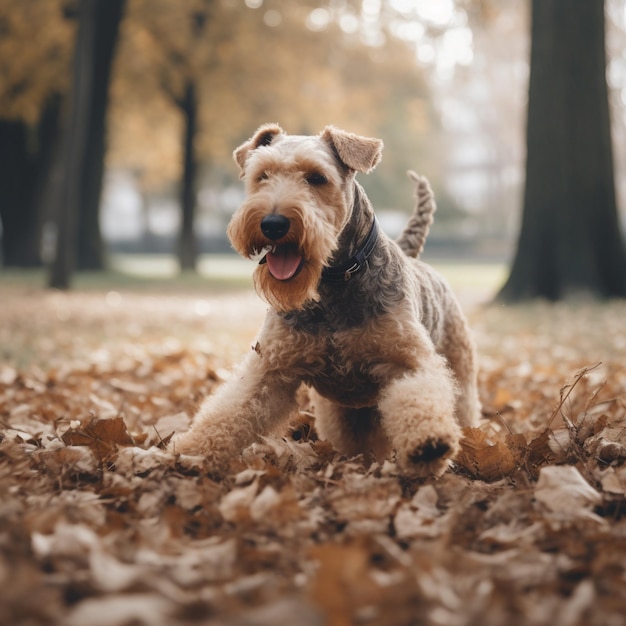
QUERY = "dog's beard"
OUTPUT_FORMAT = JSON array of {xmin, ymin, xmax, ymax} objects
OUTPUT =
[
  {"xmin": 228, "ymin": 201, "xmax": 338, "ymax": 312},
  {"xmin": 251, "ymin": 231, "xmax": 327, "ymax": 312},
  {"xmin": 253, "ymin": 259, "xmax": 323, "ymax": 312}
]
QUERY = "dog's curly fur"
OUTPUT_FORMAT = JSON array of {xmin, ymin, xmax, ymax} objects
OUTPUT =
[{"xmin": 171, "ymin": 124, "xmax": 480, "ymax": 476}]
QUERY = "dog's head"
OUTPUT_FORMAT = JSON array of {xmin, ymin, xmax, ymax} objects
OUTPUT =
[{"xmin": 227, "ymin": 124, "xmax": 383, "ymax": 312}]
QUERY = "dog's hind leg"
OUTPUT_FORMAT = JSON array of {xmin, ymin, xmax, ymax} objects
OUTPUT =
[
  {"xmin": 437, "ymin": 303, "xmax": 481, "ymax": 428},
  {"xmin": 311, "ymin": 391, "xmax": 388, "ymax": 462}
]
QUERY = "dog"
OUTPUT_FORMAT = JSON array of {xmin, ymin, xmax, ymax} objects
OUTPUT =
[{"xmin": 171, "ymin": 124, "xmax": 480, "ymax": 477}]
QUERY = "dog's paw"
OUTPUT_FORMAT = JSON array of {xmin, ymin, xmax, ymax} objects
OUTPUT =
[
  {"xmin": 398, "ymin": 435, "xmax": 460, "ymax": 478},
  {"xmin": 169, "ymin": 429, "xmax": 239, "ymax": 477},
  {"xmin": 408, "ymin": 438, "xmax": 452, "ymax": 464},
  {"xmin": 169, "ymin": 430, "xmax": 202, "ymax": 456}
]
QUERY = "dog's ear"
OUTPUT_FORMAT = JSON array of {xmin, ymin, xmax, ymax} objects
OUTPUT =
[
  {"xmin": 321, "ymin": 126, "xmax": 383, "ymax": 174},
  {"xmin": 233, "ymin": 123, "xmax": 285, "ymax": 175}
]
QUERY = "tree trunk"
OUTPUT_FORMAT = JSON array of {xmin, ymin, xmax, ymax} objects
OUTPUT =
[
  {"xmin": 498, "ymin": 0, "xmax": 626, "ymax": 301},
  {"xmin": 0, "ymin": 95, "xmax": 62, "ymax": 268},
  {"xmin": 49, "ymin": 0, "xmax": 97, "ymax": 289},
  {"xmin": 76, "ymin": 0, "xmax": 125, "ymax": 271},
  {"xmin": 178, "ymin": 80, "xmax": 198, "ymax": 272}
]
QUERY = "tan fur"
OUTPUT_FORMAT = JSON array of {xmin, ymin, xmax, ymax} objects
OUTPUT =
[
  {"xmin": 321, "ymin": 125, "xmax": 383, "ymax": 173},
  {"xmin": 171, "ymin": 125, "xmax": 481, "ymax": 477}
]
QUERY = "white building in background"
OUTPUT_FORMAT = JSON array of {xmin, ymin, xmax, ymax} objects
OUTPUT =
[{"xmin": 100, "ymin": 170, "xmax": 144, "ymax": 241}]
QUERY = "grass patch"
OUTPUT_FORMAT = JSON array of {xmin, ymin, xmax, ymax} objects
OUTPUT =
[
  {"xmin": 1, "ymin": 254, "xmax": 505, "ymax": 300},
  {"xmin": 431, "ymin": 260, "xmax": 507, "ymax": 292},
  {"xmin": 0, "ymin": 255, "xmax": 254, "ymax": 294}
]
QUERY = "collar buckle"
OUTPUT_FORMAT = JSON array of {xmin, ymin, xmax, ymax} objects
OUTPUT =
[
  {"xmin": 321, "ymin": 218, "xmax": 379, "ymax": 284},
  {"xmin": 343, "ymin": 262, "xmax": 360, "ymax": 281}
]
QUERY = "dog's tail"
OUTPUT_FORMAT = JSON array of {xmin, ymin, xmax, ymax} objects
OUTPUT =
[{"xmin": 395, "ymin": 171, "xmax": 436, "ymax": 259}]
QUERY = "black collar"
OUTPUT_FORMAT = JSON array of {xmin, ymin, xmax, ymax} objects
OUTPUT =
[{"xmin": 321, "ymin": 218, "xmax": 379, "ymax": 283}]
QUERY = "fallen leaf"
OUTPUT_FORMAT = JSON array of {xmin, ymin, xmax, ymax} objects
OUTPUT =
[
  {"xmin": 66, "ymin": 594, "xmax": 173, "ymax": 626},
  {"xmin": 62, "ymin": 415, "xmax": 134, "ymax": 458},
  {"xmin": 456, "ymin": 427, "xmax": 517, "ymax": 481},
  {"xmin": 218, "ymin": 479, "xmax": 259, "ymax": 523},
  {"xmin": 534, "ymin": 465, "xmax": 603, "ymax": 522}
]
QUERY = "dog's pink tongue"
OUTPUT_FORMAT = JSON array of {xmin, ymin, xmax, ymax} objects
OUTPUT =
[{"xmin": 266, "ymin": 246, "xmax": 302, "ymax": 280}]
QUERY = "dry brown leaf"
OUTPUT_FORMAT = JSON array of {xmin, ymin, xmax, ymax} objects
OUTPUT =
[
  {"xmin": 394, "ymin": 484, "xmax": 448, "ymax": 539},
  {"xmin": 62, "ymin": 415, "xmax": 134, "ymax": 458},
  {"xmin": 308, "ymin": 541, "xmax": 380, "ymax": 626},
  {"xmin": 525, "ymin": 428, "xmax": 558, "ymax": 473},
  {"xmin": 456, "ymin": 427, "xmax": 517, "ymax": 481},
  {"xmin": 534, "ymin": 465, "xmax": 603, "ymax": 522}
]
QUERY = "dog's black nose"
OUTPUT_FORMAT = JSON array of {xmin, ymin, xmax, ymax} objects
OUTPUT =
[{"xmin": 260, "ymin": 214, "xmax": 290, "ymax": 240}]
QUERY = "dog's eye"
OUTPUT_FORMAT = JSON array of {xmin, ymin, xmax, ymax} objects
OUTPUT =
[
  {"xmin": 306, "ymin": 172, "xmax": 327, "ymax": 186},
  {"xmin": 257, "ymin": 172, "xmax": 269, "ymax": 183}
]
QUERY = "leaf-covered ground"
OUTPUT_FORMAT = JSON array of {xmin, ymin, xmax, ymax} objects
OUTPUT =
[{"xmin": 1, "ymin": 285, "xmax": 625, "ymax": 626}]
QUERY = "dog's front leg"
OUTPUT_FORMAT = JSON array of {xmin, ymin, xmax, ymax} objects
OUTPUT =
[
  {"xmin": 170, "ymin": 349, "xmax": 299, "ymax": 469},
  {"xmin": 378, "ymin": 353, "xmax": 462, "ymax": 478}
]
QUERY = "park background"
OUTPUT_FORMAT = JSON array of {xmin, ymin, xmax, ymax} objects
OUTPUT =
[{"xmin": 1, "ymin": 0, "xmax": 626, "ymax": 297}]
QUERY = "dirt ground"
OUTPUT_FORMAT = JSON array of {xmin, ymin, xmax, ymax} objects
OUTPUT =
[{"xmin": 1, "ymin": 283, "xmax": 625, "ymax": 626}]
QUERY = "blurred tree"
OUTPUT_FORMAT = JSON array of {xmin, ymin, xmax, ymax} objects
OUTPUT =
[
  {"xmin": 0, "ymin": 96, "xmax": 62, "ymax": 267},
  {"xmin": 0, "ymin": 1, "xmax": 74, "ymax": 267},
  {"xmin": 49, "ymin": 0, "xmax": 125, "ymax": 288},
  {"xmin": 0, "ymin": 0, "xmax": 123, "ymax": 276},
  {"xmin": 177, "ymin": 79, "xmax": 199, "ymax": 270},
  {"xmin": 124, "ymin": 0, "xmax": 241, "ymax": 271},
  {"xmin": 75, "ymin": 0, "xmax": 126, "ymax": 270},
  {"xmin": 134, "ymin": 0, "xmax": 213, "ymax": 271},
  {"xmin": 49, "ymin": 0, "xmax": 97, "ymax": 289},
  {"xmin": 499, "ymin": 0, "xmax": 626, "ymax": 300}
]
